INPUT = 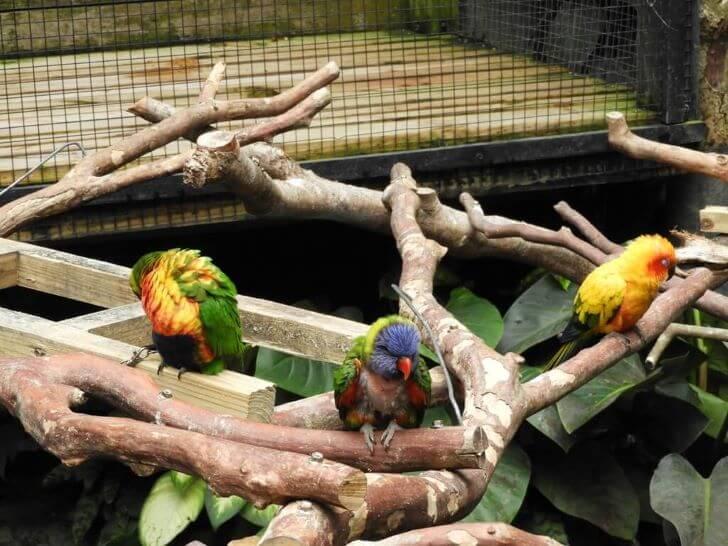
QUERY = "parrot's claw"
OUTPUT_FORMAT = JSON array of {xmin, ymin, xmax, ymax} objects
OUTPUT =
[
  {"xmin": 176, "ymin": 368, "xmax": 188, "ymax": 380},
  {"xmin": 360, "ymin": 423, "xmax": 376, "ymax": 454},
  {"xmin": 381, "ymin": 422, "xmax": 403, "ymax": 451},
  {"xmin": 122, "ymin": 344, "xmax": 156, "ymax": 367},
  {"xmin": 156, "ymin": 361, "xmax": 166, "ymax": 375}
]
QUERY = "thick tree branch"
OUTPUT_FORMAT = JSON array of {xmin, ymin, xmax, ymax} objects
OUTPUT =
[
  {"xmin": 606, "ymin": 111, "xmax": 728, "ymax": 183},
  {"xmin": 5, "ymin": 353, "xmax": 483, "ymax": 473},
  {"xmin": 523, "ymin": 268, "xmax": 718, "ymax": 412},
  {"xmin": 349, "ymin": 523, "xmax": 564, "ymax": 546},
  {"xmin": 0, "ymin": 356, "xmax": 365, "ymax": 510}
]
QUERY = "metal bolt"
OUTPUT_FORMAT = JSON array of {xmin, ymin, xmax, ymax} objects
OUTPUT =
[
  {"xmin": 299, "ymin": 500, "xmax": 313, "ymax": 511},
  {"xmin": 431, "ymin": 419, "xmax": 444, "ymax": 429},
  {"xmin": 487, "ymin": 526, "xmax": 496, "ymax": 535},
  {"xmin": 309, "ymin": 451, "xmax": 324, "ymax": 463},
  {"xmin": 159, "ymin": 389, "xmax": 173, "ymax": 399},
  {"xmin": 33, "ymin": 347, "xmax": 47, "ymax": 357}
]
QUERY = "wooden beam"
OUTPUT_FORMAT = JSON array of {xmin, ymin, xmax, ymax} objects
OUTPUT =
[
  {"xmin": 2, "ymin": 239, "xmax": 365, "ymax": 364},
  {"xmin": 0, "ymin": 251, "xmax": 18, "ymax": 290},
  {"xmin": 700, "ymin": 206, "xmax": 728, "ymax": 234},
  {"xmin": 0, "ymin": 306, "xmax": 275, "ymax": 422}
]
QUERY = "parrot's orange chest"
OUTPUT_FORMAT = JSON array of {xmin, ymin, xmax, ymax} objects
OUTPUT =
[{"xmin": 601, "ymin": 281, "xmax": 657, "ymax": 334}]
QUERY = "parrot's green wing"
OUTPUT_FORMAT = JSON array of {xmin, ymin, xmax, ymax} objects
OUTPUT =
[
  {"xmin": 199, "ymin": 296, "xmax": 245, "ymax": 373},
  {"xmin": 334, "ymin": 336, "xmax": 365, "ymax": 402}
]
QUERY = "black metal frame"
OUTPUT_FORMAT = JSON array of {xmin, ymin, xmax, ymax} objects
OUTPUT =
[{"xmin": 0, "ymin": 121, "xmax": 706, "ymax": 207}]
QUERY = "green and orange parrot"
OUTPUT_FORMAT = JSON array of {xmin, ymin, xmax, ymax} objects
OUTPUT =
[
  {"xmin": 546, "ymin": 234, "xmax": 677, "ymax": 369},
  {"xmin": 334, "ymin": 315, "xmax": 431, "ymax": 453},
  {"xmin": 126, "ymin": 248, "xmax": 246, "ymax": 378}
]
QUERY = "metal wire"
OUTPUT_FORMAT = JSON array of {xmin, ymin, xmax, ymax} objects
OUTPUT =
[
  {"xmin": 392, "ymin": 283, "xmax": 463, "ymax": 426},
  {"xmin": 0, "ymin": 141, "xmax": 87, "ymax": 198}
]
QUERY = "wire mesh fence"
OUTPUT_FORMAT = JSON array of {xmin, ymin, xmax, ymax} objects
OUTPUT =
[{"xmin": 0, "ymin": 0, "xmax": 696, "ymax": 189}]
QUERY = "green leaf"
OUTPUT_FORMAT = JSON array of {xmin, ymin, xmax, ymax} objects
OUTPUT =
[
  {"xmin": 527, "ymin": 406, "xmax": 576, "ymax": 452},
  {"xmin": 446, "ymin": 287, "xmax": 503, "ymax": 348},
  {"xmin": 533, "ymin": 445, "xmax": 639, "ymax": 539},
  {"xmin": 497, "ymin": 275, "xmax": 575, "ymax": 354},
  {"xmin": 650, "ymin": 454, "xmax": 728, "ymax": 546},
  {"xmin": 169, "ymin": 471, "xmax": 196, "ymax": 492},
  {"xmin": 556, "ymin": 354, "xmax": 646, "ymax": 433},
  {"xmin": 552, "ymin": 274, "xmax": 572, "ymax": 291},
  {"xmin": 255, "ymin": 348, "xmax": 335, "ymax": 397},
  {"xmin": 691, "ymin": 386, "xmax": 728, "ymax": 440},
  {"xmin": 461, "ymin": 443, "xmax": 531, "ymax": 524},
  {"xmin": 633, "ymin": 392, "xmax": 708, "ymax": 453},
  {"xmin": 240, "ymin": 503, "xmax": 280, "ymax": 528},
  {"xmin": 204, "ymin": 488, "xmax": 245, "ymax": 531},
  {"xmin": 517, "ymin": 511, "xmax": 570, "ymax": 544},
  {"xmin": 138, "ymin": 471, "xmax": 205, "ymax": 546}
]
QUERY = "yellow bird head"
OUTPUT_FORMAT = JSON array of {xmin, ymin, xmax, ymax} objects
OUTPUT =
[{"xmin": 623, "ymin": 235, "xmax": 677, "ymax": 283}]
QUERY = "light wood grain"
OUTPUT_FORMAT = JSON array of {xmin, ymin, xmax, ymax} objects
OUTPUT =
[
  {"xmin": 0, "ymin": 251, "xmax": 18, "ymax": 289},
  {"xmin": 700, "ymin": 206, "xmax": 728, "ymax": 234}
]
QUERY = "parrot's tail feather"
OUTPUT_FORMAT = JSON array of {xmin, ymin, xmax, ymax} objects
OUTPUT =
[
  {"xmin": 543, "ymin": 340, "xmax": 580, "ymax": 371},
  {"xmin": 557, "ymin": 320, "xmax": 588, "ymax": 344}
]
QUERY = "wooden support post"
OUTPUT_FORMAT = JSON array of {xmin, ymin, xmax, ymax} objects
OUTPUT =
[
  {"xmin": 700, "ymin": 206, "xmax": 728, "ymax": 234},
  {"xmin": 0, "ymin": 250, "xmax": 18, "ymax": 290}
]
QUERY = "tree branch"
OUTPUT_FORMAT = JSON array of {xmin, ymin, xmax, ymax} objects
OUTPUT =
[
  {"xmin": 646, "ymin": 323, "xmax": 728, "ymax": 368},
  {"xmin": 0, "ymin": 62, "xmax": 339, "ymax": 236},
  {"xmin": 5, "ymin": 353, "xmax": 484, "ymax": 473},
  {"xmin": 349, "ymin": 523, "xmax": 564, "ymax": 546},
  {"xmin": 0, "ymin": 356, "xmax": 365, "ymax": 510},
  {"xmin": 606, "ymin": 111, "xmax": 728, "ymax": 183}
]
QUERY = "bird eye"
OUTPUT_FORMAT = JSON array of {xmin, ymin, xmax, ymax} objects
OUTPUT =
[{"xmin": 661, "ymin": 258, "xmax": 670, "ymax": 268}]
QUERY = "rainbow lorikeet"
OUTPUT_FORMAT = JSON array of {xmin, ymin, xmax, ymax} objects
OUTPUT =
[
  {"xmin": 126, "ymin": 248, "xmax": 246, "ymax": 378},
  {"xmin": 334, "ymin": 315, "xmax": 431, "ymax": 453},
  {"xmin": 546, "ymin": 234, "xmax": 676, "ymax": 369}
]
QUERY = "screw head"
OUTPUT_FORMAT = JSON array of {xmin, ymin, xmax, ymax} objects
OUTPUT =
[
  {"xmin": 431, "ymin": 419, "xmax": 444, "ymax": 429},
  {"xmin": 309, "ymin": 451, "xmax": 324, "ymax": 463},
  {"xmin": 159, "ymin": 389, "xmax": 173, "ymax": 399},
  {"xmin": 299, "ymin": 500, "xmax": 313, "ymax": 511}
]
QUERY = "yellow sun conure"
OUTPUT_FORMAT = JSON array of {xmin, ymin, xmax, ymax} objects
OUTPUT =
[{"xmin": 545, "ymin": 234, "xmax": 677, "ymax": 369}]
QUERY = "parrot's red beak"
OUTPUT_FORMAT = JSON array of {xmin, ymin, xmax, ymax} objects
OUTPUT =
[{"xmin": 397, "ymin": 357, "xmax": 412, "ymax": 380}]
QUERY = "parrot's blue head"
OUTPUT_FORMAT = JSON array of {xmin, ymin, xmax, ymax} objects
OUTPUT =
[{"xmin": 369, "ymin": 322, "xmax": 420, "ymax": 380}]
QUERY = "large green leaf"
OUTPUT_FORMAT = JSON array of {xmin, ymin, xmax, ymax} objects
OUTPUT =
[
  {"xmin": 204, "ymin": 488, "xmax": 245, "ymax": 531},
  {"xmin": 691, "ymin": 386, "xmax": 728, "ymax": 440},
  {"xmin": 517, "ymin": 510, "xmax": 570, "ymax": 545},
  {"xmin": 461, "ymin": 443, "xmax": 531, "ymax": 524},
  {"xmin": 446, "ymin": 287, "xmax": 503, "ymax": 348},
  {"xmin": 556, "ymin": 354, "xmax": 646, "ymax": 433},
  {"xmin": 527, "ymin": 406, "xmax": 576, "ymax": 452},
  {"xmin": 650, "ymin": 454, "xmax": 728, "ymax": 546},
  {"xmin": 497, "ymin": 275, "xmax": 575, "ymax": 354},
  {"xmin": 255, "ymin": 348, "xmax": 335, "ymax": 397},
  {"xmin": 240, "ymin": 503, "xmax": 280, "ymax": 528},
  {"xmin": 138, "ymin": 471, "xmax": 205, "ymax": 546},
  {"xmin": 632, "ymin": 392, "xmax": 708, "ymax": 453},
  {"xmin": 533, "ymin": 446, "xmax": 639, "ymax": 539}
]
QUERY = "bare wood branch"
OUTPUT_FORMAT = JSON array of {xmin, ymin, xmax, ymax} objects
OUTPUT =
[
  {"xmin": 0, "ymin": 356, "xmax": 365, "ymax": 510},
  {"xmin": 257, "ymin": 501, "xmax": 345, "ymax": 546},
  {"xmin": 553, "ymin": 200, "xmax": 623, "ymax": 256},
  {"xmin": 349, "ymin": 522, "xmax": 564, "ymax": 546},
  {"xmin": 460, "ymin": 192, "xmax": 606, "ymax": 265},
  {"xmin": 524, "ymin": 268, "xmax": 718, "ymax": 412},
  {"xmin": 673, "ymin": 230, "xmax": 728, "ymax": 267},
  {"xmin": 10, "ymin": 353, "xmax": 485, "ymax": 473},
  {"xmin": 0, "ymin": 62, "xmax": 340, "ymax": 237},
  {"xmin": 198, "ymin": 61, "xmax": 226, "ymax": 102},
  {"xmin": 646, "ymin": 323, "xmax": 728, "ymax": 368},
  {"xmin": 606, "ymin": 111, "xmax": 728, "ymax": 183}
]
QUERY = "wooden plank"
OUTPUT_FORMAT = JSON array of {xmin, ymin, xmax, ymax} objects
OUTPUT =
[
  {"xmin": 0, "ymin": 251, "xmax": 18, "ymax": 289},
  {"xmin": 700, "ymin": 206, "xmax": 728, "ymax": 234},
  {"xmin": 0, "ymin": 239, "xmax": 136, "ymax": 308},
  {"xmin": 1, "ymin": 238, "xmax": 365, "ymax": 363},
  {"xmin": 0, "ymin": 306, "xmax": 275, "ymax": 422}
]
